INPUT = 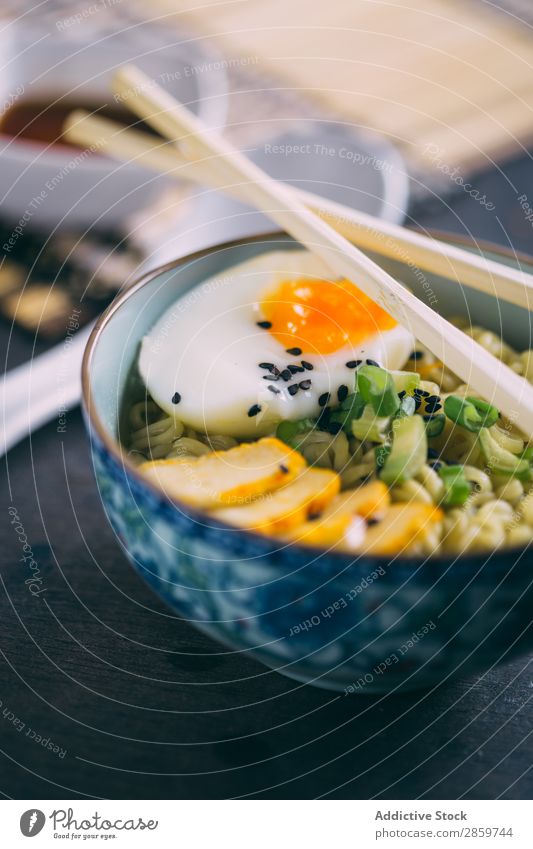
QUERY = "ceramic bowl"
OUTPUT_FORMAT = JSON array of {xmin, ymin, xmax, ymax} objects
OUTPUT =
[
  {"xmin": 82, "ymin": 232, "xmax": 533, "ymax": 693},
  {"xmin": 0, "ymin": 24, "xmax": 228, "ymax": 230}
]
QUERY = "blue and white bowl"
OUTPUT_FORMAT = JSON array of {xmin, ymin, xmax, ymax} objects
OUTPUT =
[{"xmin": 82, "ymin": 232, "xmax": 533, "ymax": 693}]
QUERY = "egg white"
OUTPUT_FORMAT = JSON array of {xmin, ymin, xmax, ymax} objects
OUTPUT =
[{"xmin": 139, "ymin": 250, "xmax": 415, "ymax": 438}]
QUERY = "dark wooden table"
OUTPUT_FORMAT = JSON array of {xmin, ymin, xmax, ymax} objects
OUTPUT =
[{"xmin": 1, "ymin": 156, "xmax": 533, "ymax": 800}]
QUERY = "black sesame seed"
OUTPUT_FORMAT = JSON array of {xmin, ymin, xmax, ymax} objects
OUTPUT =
[
  {"xmin": 328, "ymin": 421, "xmax": 343, "ymax": 435},
  {"xmin": 301, "ymin": 360, "xmax": 313, "ymax": 370},
  {"xmin": 299, "ymin": 379, "xmax": 312, "ymax": 390},
  {"xmin": 286, "ymin": 346, "xmax": 302, "ymax": 356},
  {"xmin": 398, "ymin": 390, "xmax": 406, "ymax": 399},
  {"xmin": 279, "ymin": 463, "xmax": 289, "ymax": 474},
  {"xmin": 409, "ymin": 350, "xmax": 424, "ymax": 360},
  {"xmin": 263, "ymin": 374, "xmax": 279, "ymax": 381},
  {"xmin": 337, "ymin": 384, "xmax": 349, "ymax": 403},
  {"xmin": 366, "ymin": 358, "xmax": 380, "ymax": 367},
  {"xmin": 288, "ymin": 383, "xmax": 299, "ymax": 396},
  {"xmin": 430, "ymin": 461, "xmax": 442, "ymax": 472},
  {"xmin": 318, "ymin": 392, "xmax": 330, "ymax": 407},
  {"xmin": 259, "ymin": 362, "xmax": 275, "ymax": 370},
  {"xmin": 414, "ymin": 397, "xmax": 422, "ymax": 410},
  {"xmin": 425, "ymin": 400, "xmax": 442, "ymax": 413},
  {"xmin": 247, "ymin": 404, "xmax": 261, "ymax": 417},
  {"xmin": 425, "ymin": 394, "xmax": 440, "ymax": 404},
  {"xmin": 171, "ymin": 392, "xmax": 181, "ymax": 405},
  {"xmin": 367, "ymin": 517, "xmax": 380, "ymax": 527},
  {"xmin": 280, "ymin": 369, "xmax": 292, "ymax": 381},
  {"xmin": 345, "ymin": 359, "xmax": 362, "ymax": 369},
  {"xmin": 256, "ymin": 320, "xmax": 272, "ymax": 329},
  {"xmin": 267, "ymin": 385, "xmax": 281, "ymax": 394},
  {"xmin": 271, "ymin": 366, "xmax": 281, "ymax": 376},
  {"xmin": 415, "ymin": 389, "xmax": 430, "ymax": 398},
  {"xmin": 287, "ymin": 364, "xmax": 304, "ymax": 374}
]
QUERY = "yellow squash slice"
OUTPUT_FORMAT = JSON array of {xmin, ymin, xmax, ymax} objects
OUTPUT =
[
  {"xmin": 213, "ymin": 467, "xmax": 340, "ymax": 534},
  {"xmin": 358, "ymin": 503, "xmax": 443, "ymax": 555},
  {"xmin": 286, "ymin": 480, "xmax": 390, "ymax": 547},
  {"xmin": 139, "ymin": 437, "xmax": 306, "ymax": 509}
]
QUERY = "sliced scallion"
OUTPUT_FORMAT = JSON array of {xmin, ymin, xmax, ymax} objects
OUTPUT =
[
  {"xmin": 397, "ymin": 394, "xmax": 416, "ymax": 418},
  {"xmin": 438, "ymin": 465, "xmax": 471, "ymax": 506},
  {"xmin": 356, "ymin": 365, "xmax": 400, "ymax": 417},
  {"xmin": 380, "ymin": 414, "xmax": 427, "ymax": 484},
  {"xmin": 351, "ymin": 405, "xmax": 391, "ymax": 443},
  {"xmin": 329, "ymin": 392, "xmax": 366, "ymax": 432},
  {"xmin": 390, "ymin": 369, "xmax": 421, "ymax": 396},
  {"xmin": 276, "ymin": 417, "xmax": 316, "ymax": 447},
  {"xmin": 424, "ymin": 413, "xmax": 446, "ymax": 438},
  {"xmin": 444, "ymin": 394, "xmax": 499, "ymax": 432}
]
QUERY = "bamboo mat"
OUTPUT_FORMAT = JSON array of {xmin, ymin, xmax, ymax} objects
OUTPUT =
[{"xmin": 151, "ymin": 0, "xmax": 533, "ymax": 173}]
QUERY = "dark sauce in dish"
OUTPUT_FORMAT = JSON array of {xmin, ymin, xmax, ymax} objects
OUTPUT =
[{"xmin": 0, "ymin": 99, "xmax": 160, "ymax": 150}]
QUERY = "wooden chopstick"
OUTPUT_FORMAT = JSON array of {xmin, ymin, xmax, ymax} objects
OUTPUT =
[
  {"xmin": 104, "ymin": 65, "xmax": 533, "ymax": 432},
  {"xmin": 64, "ymin": 108, "xmax": 533, "ymax": 313}
]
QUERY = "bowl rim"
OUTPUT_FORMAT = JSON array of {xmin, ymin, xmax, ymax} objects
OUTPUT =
[{"xmin": 81, "ymin": 229, "xmax": 533, "ymax": 566}]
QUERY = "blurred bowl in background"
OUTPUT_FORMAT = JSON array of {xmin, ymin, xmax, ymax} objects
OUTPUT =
[
  {"xmin": 0, "ymin": 24, "xmax": 229, "ymax": 231},
  {"xmin": 147, "ymin": 121, "xmax": 410, "ymax": 268}
]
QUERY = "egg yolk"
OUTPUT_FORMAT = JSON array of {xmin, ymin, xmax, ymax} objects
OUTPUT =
[{"xmin": 260, "ymin": 277, "xmax": 397, "ymax": 354}]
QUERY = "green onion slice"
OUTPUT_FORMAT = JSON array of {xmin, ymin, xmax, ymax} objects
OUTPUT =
[
  {"xmin": 351, "ymin": 405, "xmax": 392, "ymax": 443},
  {"xmin": 444, "ymin": 395, "xmax": 499, "ymax": 432},
  {"xmin": 276, "ymin": 418, "xmax": 316, "ymax": 447},
  {"xmin": 380, "ymin": 414, "xmax": 427, "ymax": 484},
  {"xmin": 329, "ymin": 392, "xmax": 366, "ymax": 432},
  {"xmin": 356, "ymin": 365, "xmax": 400, "ymax": 417},
  {"xmin": 424, "ymin": 413, "xmax": 446, "ymax": 438},
  {"xmin": 438, "ymin": 465, "xmax": 471, "ymax": 506}
]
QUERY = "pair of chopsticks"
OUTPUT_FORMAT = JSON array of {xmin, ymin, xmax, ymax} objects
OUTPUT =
[{"xmin": 66, "ymin": 65, "xmax": 533, "ymax": 433}]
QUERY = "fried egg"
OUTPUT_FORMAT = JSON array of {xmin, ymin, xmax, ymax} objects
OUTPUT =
[{"xmin": 139, "ymin": 250, "xmax": 415, "ymax": 437}]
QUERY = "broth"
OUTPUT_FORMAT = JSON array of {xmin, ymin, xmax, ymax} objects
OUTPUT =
[{"xmin": 0, "ymin": 98, "xmax": 160, "ymax": 149}]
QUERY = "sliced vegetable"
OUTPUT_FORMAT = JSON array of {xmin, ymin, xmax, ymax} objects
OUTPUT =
[
  {"xmin": 374, "ymin": 397, "xmax": 417, "ymax": 470},
  {"xmin": 328, "ymin": 392, "xmax": 366, "ymax": 432},
  {"xmin": 213, "ymin": 467, "xmax": 340, "ymax": 534},
  {"xmin": 356, "ymin": 364, "xmax": 400, "ymax": 417},
  {"xmin": 390, "ymin": 369, "xmax": 421, "ymax": 395},
  {"xmin": 397, "ymin": 394, "xmax": 416, "ymax": 418},
  {"xmin": 351, "ymin": 405, "xmax": 391, "ymax": 443},
  {"xmin": 139, "ymin": 437, "xmax": 307, "ymax": 508},
  {"xmin": 479, "ymin": 429, "xmax": 532, "ymax": 480},
  {"xmin": 438, "ymin": 464, "xmax": 471, "ymax": 506},
  {"xmin": 424, "ymin": 413, "xmax": 446, "ymax": 437},
  {"xmin": 380, "ymin": 414, "xmax": 427, "ymax": 485},
  {"xmin": 358, "ymin": 503, "xmax": 443, "ymax": 555},
  {"xmin": 276, "ymin": 417, "xmax": 316, "ymax": 447},
  {"xmin": 444, "ymin": 394, "xmax": 499, "ymax": 432}
]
